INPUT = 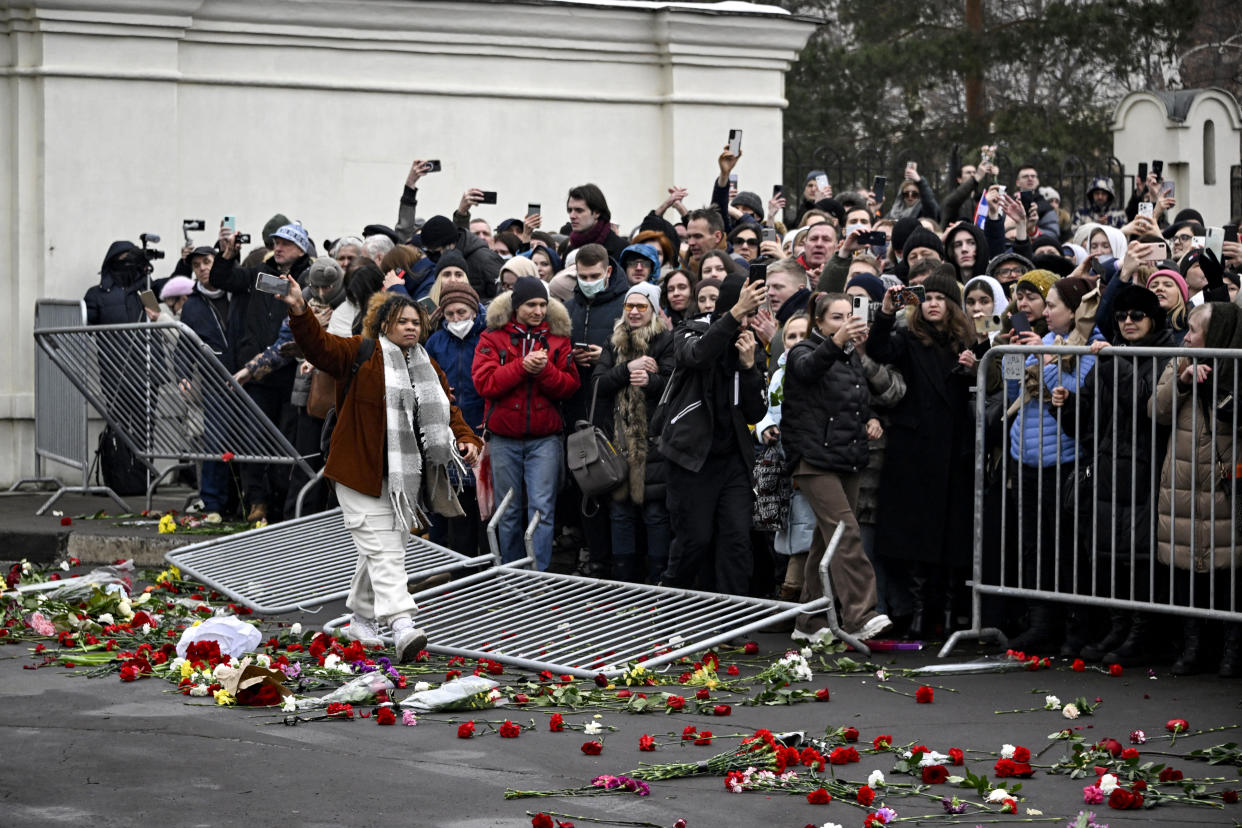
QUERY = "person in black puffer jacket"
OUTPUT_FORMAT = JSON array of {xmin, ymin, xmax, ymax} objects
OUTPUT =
[
  {"xmin": 591, "ymin": 283, "xmax": 675, "ymax": 583},
  {"xmin": 85, "ymin": 241, "xmax": 162, "ymax": 326},
  {"xmin": 209, "ymin": 221, "xmax": 313, "ymax": 524},
  {"xmin": 781, "ymin": 292, "xmax": 891, "ymax": 644}
]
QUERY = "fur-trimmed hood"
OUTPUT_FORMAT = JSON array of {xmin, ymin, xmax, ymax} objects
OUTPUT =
[{"xmin": 485, "ymin": 290, "xmax": 572, "ymax": 337}]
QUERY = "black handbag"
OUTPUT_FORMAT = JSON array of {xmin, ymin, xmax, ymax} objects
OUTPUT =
[
  {"xmin": 566, "ymin": 378, "xmax": 628, "ymax": 516},
  {"xmin": 751, "ymin": 443, "xmax": 791, "ymax": 531},
  {"xmin": 96, "ymin": 425, "xmax": 148, "ymax": 496}
]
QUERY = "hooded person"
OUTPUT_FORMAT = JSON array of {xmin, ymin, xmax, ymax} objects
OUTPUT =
[
  {"xmin": 985, "ymin": 250, "xmax": 1034, "ymax": 293},
  {"xmin": 658, "ymin": 272, "xmax": 768, "ymax": 598},
  {"xmin": 1071, "ymin": 222, "xmax": 1126, "ymax": 260},
  {"xmin": 1072, "ymin": 176, "xmax": 1127, "ymax": 231},
  {"xmin": 619, "ymin": 242, "xmax": 661, "ymax": 286},
  {"xmin": 473, "ymin": 276, "xmax": 579, "ymax": 570},
  {"xmin": 419, "ymin": 214, "xmax": 505, "ymax": 300},
  {"xmin": 963, "ymin": 275, "xmax": 1009, "ymax": 341},
  {"xmin": 944, "ymin": 222, "xmax": 990, "ymax": 282},
  {"xmin": 589, "ymin": 280, "xmax": 676, "ymax": 582},
  {"xmin": 1149, "ymin": 301, "xmax": 1242, "ymax": 676},
  {"xmin": 85, "ymin": 241, "xmax": 158, "ymax": 325},
  {"xmin": 497, "ymin": 254, "xmax": 538, "ymax": 293},
  {"xmin": 521, "ymin": 244, "xmax": 562, "ymax": 282}
]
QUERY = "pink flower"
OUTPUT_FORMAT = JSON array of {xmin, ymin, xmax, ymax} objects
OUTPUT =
[
  {"xmin": 27, "ymin": 612, "xmax": 55, "ymax": 637},
  {"xmin": 401, "ymin": 710, "xmax": 418, "ymax": 726},
  {"xmin": 1083, "ymin": 784, "xmax": 1105, "ymax": 804}
]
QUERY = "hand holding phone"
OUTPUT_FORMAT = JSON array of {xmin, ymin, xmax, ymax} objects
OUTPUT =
[{"xmin": 727, "ymin": 129, "xmax": 743, "ymax": 155}]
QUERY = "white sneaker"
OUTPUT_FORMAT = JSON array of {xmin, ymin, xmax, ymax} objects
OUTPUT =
[
  {"xmin": 394, "ymin": 625, "xmax": 428, "ymax": 664},
  {"xmin": 849, "ymin": 614, "xmax": 893, "ymax": 642},
  {"xmin": 791, "ymin": 626, "xmax": 833, "ymax": 644},
  {"xmin": 344, "ymin": 614, "xmax": 382, "ymax": 648}
]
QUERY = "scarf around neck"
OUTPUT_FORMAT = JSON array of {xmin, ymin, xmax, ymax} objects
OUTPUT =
[
  {"xmin": 569, "ymin": 219, "xmax": 611, "ymax": 250},
  {"xmin": 380, "ymin": 335, "xmax": 458, "ymax": 532}
]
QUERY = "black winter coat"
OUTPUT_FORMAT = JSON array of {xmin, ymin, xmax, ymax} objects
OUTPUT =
[
  {"xmin": 208, "ymin": 252, "xmax": 311, "ymax": 389},
  {"xmin": 178, "ymin": 287, "xmax": 230, "ymax": 368},
  {"xmin": 866, "ymin": 311, "xmax": 975, "ymax": 566},
  {"xmin": 781, "ymin": 328, "xmax": 872, "ymax": 474},
  {"xmin": 84, "ymin": 241, "xmax": 165, "ymax": 326},
  {"xmin": 564, "ymin": 262, "xmax": 630, "ymax": 424},
  {"xmin": 455, "ymin": 228, "xmax": 504, "ymax": 299}
]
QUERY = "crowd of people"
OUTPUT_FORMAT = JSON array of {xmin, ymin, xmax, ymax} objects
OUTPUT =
[{"xmin": 84, "ymin": 147, "xmax": 1242, "ymax": 672}]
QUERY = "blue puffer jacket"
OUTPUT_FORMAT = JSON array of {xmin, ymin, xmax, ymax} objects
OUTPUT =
[
  {"xmin": 1007, "ymin": 328, "xmax": 1103, "ymax": 468},
  {"xmin": 425, "ymin": 307, "xmax": 486, "ymax": 435}
]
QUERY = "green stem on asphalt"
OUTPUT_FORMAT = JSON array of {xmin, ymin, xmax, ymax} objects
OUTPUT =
[{"xmin": 523, "ymin": 811, "xmax": 665, "ymax": 827}]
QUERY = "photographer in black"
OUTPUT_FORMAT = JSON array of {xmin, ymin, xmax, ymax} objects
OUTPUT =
[{"xmin": 210, "ymin": 221, "xmax": 313, "ymax": 524}]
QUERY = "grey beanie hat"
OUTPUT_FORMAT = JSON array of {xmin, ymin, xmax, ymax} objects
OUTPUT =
[
  {"xmin": 731, "ymin": 191, "xmax": 764, "ymax": 216},
  {"xmin": 307, "ymin": 256, "xmax": 344, "ymax": 287}
]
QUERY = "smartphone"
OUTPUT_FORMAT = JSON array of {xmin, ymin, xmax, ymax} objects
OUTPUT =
[
  {"xmin": 906, "ymin": 161, "xmax": 916, "ymax": 172},
  {"xmin": 996, "ymin": 184, "xmax": 1007, "ymax": 195},
  {"xmin": 894, "ymin": 284, "xmax": 924, "ymax": 307},
  {"xmin": 1137, "ymin": 201, "xmax": 1154, "ymax": 219},
  {"xmin": 1206, "ymin": 226, "xmax": 1225, "ymax": 260},
  {"xmin": 1161, "ymin": 180, "xmax": 1175, "ymax": 198},
  {"xmin": 728, "ymin": 173, "xmax": 738, "ymax": 187},
  {"xmin": 1137, "ymin": 162, "xmax": 1148, "ymax": 183},
  {"xmin": 815, "ymin": 173, "xmax": 829, "ymax": 193},
  {"xmin": 1090, "ymin": 255, "xmax": 1115, "ymax": 277},
  {"xmin": 138, "ymin": 289, "xmax": 160, "ymax": 313},
  {"xmin": 858, "ymin": 231, "xmax": 887, "ymax": 246},
  {"xmin": 872, "ymin": 175, "xmax": 886, "ymax": 204},
  {"xmin": 762, "ymin": 227, "xmax": 777, "ymax": 243},
  {"xmin": 416, "ymin": 295, "xmax": 437, "ymax": 314},
  {"xmin": 254, "ymin": 272, "xmax": 290, "ymax": 296},
  {"xmin": 851, "ymin": 294, "xmax": 872, "ymax": 324},
  {"xmin": 1020, "ymin": 190, "xmax": 1037, "ymax": 210},
  {"xmin": 222, "ymin": 216, "xmax": 236, "ymax": 232},
  {"xmin": 747, "ymin": 263, "xmax": 768, "ymax": 284},
  {"xmin": 527, "ymin": 203, "xmax": 540, "ymax": 217},
  {"xmin": 727, "ymin": 129, "xmax": 742, "ymax": 155},
  {"xmin": 236, "ymin": 233, "xmax": 252, "ymax": 245},
  {"xmin": 479, "ymin": 191, "xmax": 498, "ymax": 205},
  {"xmin": 1152, "ymin": 159, "xmax": 1164, "ymax": 179},
  {"xmin": 1009, "ymin": 310, "xmax": 1032, "ymax": 335},
  {"xmin": 974, "ymin": 314, "xmax": 1002, "ymax": 334},
  {"xmin": 423, "ymin": 160, "xmax": 442, "ymax": 173},
  {"xmin": 572, "ymin": 341, "xmax": 592, "ymax": 351},
  {"xmin": 1225, "ymin": 224, "xmax": 1239, "ymax": 244},
  {"xmin": 772, "ymin": 184, "xmax": 783, "ymax": 197}
]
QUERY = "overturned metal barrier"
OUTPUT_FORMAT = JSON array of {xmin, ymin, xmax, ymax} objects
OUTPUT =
[
  {"xmin": 165, "ymin": 497, "xmax": 500, "ymax": 614},
  {"xmin": 34, "ymin": 322, "xmax": 315, "ymax": 510},
  {"xmin": 943, "ymin": 343, "xmax": 1242, "ymax": 657},
  {"xmin": 326, "ymin": 498, "xmax": 851, "ymax": 678}
]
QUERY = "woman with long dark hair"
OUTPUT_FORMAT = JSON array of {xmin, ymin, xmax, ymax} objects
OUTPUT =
[{"xmin": 866, "ymin": 267, "xmax": 977, "ymax": 639}]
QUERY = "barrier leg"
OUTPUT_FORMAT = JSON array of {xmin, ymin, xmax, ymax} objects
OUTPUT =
[
  {"xmin": 294, "ymin": 468, "xmax": 325, "ymax": 519},
  {"xmin": 486, "ymin": 489, "xmax": 515, "ymax": 566},
  {"xmin": 937, "ymin": 583, "xmax": 1005, "ymax": 657},
  {"xmin": 145, "ymin": 462, "xmax": 193, "ymax": 513},
  {"xmin": 815, "ymin": 522, "xmax": 870, "ymax": 656}
]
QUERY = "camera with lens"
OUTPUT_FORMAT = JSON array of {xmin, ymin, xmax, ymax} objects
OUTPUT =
[{"xmin": 139, "ymin": 232, "xmax": 165, "ymax": 261}]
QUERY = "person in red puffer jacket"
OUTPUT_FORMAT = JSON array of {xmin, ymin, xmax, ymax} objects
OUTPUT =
[{"xmin": 473, "ymin": 276, "xmax": 579, "ymax": 568}]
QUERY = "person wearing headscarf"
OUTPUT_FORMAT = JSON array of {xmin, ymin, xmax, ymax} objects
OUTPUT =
[{"xmin": 283, "ymin": 278, "xmax": 481, "ymax": 663}]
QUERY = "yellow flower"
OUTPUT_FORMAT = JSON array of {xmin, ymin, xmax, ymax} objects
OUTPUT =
[
  {"xmin": 157, "ymin": 515, "xmax": 177, "ymax": 534},
  {"xmin": 180, "ymin": 660, "xmax": 193, "ymax": 679},
  {"xmin": 214, "ymin": 689, "xmax": 235, "ymax": 706}
]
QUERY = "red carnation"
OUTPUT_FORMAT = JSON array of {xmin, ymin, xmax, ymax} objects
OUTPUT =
[
  {"xmin": 1098, "ymin": 738, "xmax": 1123, "ymax": 757},
  {"xmin": 695, "ymin": 687, "xmax": 710, "ymax": 700},
  {"xmin": 457, "ymin": 721, "xmax": 475, "ymax": 739},
  {"xmin": 726, "ymin": 664, "xmax": 739, "ymax": 675},
  {"xmin": 1224, "ymin": 790, "xmax": 1239, "ymax": 804},
  {"xmin": 1166, "ymin": 718, "xmax": 1189, "ymax": 734},
  {"xmin": 60, "ymin": 516, "xmax": 72, "ymax": 526},
  {"xmin": 873, "ymin": 734, "xmax": 892, "ymax": 750},
  {"xmin": 1121, "ymin": 747, "xmax": 1139, "ymax": 760},
  {"xmin": 532, "ymin": 814, "xmax": 554, "ymax": 828},
  {"xmin": 994, "ymin": 758, "xmax": 1033, "ymax": 778},
  {"xmin": 1108, "ymin": 663, "xmax": 1123, "ymax": 676},
  {"xmin": 815, "ymin": 688, "xmax": 830, "ymax": 701},
  {"xmin": 712, "ymin": 704, "xmax": 731, "ymax": 716},
  {"xmin": 1012, "ymin": 745, "xmax": 1030, "ymax": 763},
  {"xmin": 743, "ymin": 641, "xmax": 759, "ymax": 654},
  {"xmin": 549, "ymin": 713, "xmax": 564, "ymax": 732},
  {"xmin": 922, "ymin": 764, "xmax": 949, "ymax": 784},
  {"xmin": 639, "ymin": 734, "xmax": 655, "ymax": 752},
  {"xmin": 806, "ymin": 787, "xmax": 832, "ymax": 804},
  {"xmin": 666, "ymin": 695, "xmax": 685, "ymax": 710},
  {"xmin": 1159, "ymin": 767, "xmax": 1184, "ymax": 782},
  {"xmin": 1132, "ymin": 778, "xmax": 1148, "ymax": 791},
  {"xmin": 915, "ymin": 685, "xmax": 934, "ymax": 703},
  {"xmin": 842, "ymin": 726, "xmax": 859, "ymax": 742},
  {"xmin": 581, "ymin": 740, "xmax": 603, "ymax": 755},
  {"xmin": 594, "ymin": 673, "xmax": 608, "ymax": 687},
  {"xmin": 1108, "ymin": 788, "xmax": 1144, "ymax": 810},
  {"xmin": 694, "ymin": 731, "xmax": 713, "ymax": 746},
  {"xmin": 375, "ymin": 707, "xmax": 396, "ymax": 726},
  {"xmin": 499, "ymin": 719, "xmax": 521, "ymax": 738},
  {"xmin": 857, "ymin": 785, "xmax": 875, "ymax": 806},
  {"xmin": 681, "ymin": 725, "xmax": 698, "ymax": 741},
  {"xmin": 1072, "ymin": 658, "xmax": 1086, "ymax": 672},
  {"xmin": 221, "ymin": 452, "xmax": 235, "ymax": 462},
  {"xmin": 948, "ymin": 747, "xmax": 965, "ymax": 765}
]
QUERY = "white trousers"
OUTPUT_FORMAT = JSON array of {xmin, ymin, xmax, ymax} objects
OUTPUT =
[{"xmin": 335, "ymin": 481, "xmax": 419, "ymax": 623}]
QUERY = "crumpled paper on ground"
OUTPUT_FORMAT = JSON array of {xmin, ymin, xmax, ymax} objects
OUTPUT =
[{"xmin": 176, "ymin": 616, "xmax": 262, "ymax": 658}]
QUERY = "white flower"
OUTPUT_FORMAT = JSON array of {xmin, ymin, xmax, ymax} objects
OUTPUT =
[
  {"xmin": 140, "ymin": 623, "xmax": 151, "ymax": 635},
  {"xmin": 1062, "ymin": 702, "xmax": 1080, "ymax": 719},
  {"xmin": 289, "ymin": 622, "xmax": 302, "ymax": 636},
  {"xmin": 1026, "ymin": 808, "xmax": 1043, "ymax": 816},
  {"xmin": 97, "ymin": 613, "xmax": 115, "ymax": 626},
  {"xmin": 1001, "ymin": 743, "xmax": 1016, "ymax": 759},
  {"xmin": 323, "ymin": 654, "xmax": 342, "ymax": 671},
  {"xmin": 1099, "ymin": 773, "xmax": 1119, "ymax": 794},
  {"xmin": 820, "ymin": 823, "xmax": 844, "ymax": 828},
  {"xmin": 1044, "ymin": 694, "xmax": 1061, "ymax": 710},
  {"xmin": 800, "ymin": 647, "xmax": 812, "ymax": 659},
  {"xmin": 21, "ymin": 562, "xmax": 31, "ymax": 574},
  {"xmin": 281, "ymin": 695, "xmax": 297, "ymax": 712},
  {"xmin": 583, "ymin": 721, "xmax": 603, "ymax": 735},
  {"xmin": 255, "ymin": 654, "xmax": 271, "ymax": 668},
  {"xmin": 169, "ymin": 657, "xmax": 185, "ymax": 672},
  {"xmin": 60, "ymin": 561, "xmax": 70, "ymax": 571},
  {"xmin": 413, "ymin": 681, "xmax": 431, "ymax": 692},
  {"xmin": 117, "ymin": 598, "xmax": 133, "ymax": 619},
  {"xmin": 867, "ymin": 769, "xmax": 885, "ymax": 787},
  {"xmin": 134, "ymin": 592, "xmax": 151, "ymax": 606},
  {"xmin": 779, "ymin": 771, "xmax": 799, "ymax": 782},
  {"xmin": 875, "ymin": 668, "xmax": 888, "ymax": 681},
  {"xmin": 52, "ymin": 510, "xmax": 63, "ymax": 517},
  {"xmin": 918, "ymin": 750, "xmax": 949, "ymax": 767},
  {"xmin": 189, "ymin": 683, "xmax": 209, "ymax": 697},
  {"xmin": 987, "ymin": 787, "xmax": 1010, "ymax": 802}
]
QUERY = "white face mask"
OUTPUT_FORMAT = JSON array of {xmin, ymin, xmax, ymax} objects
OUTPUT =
[
  {"xmin": 577, "ymin": 277, "xmax": 607, "ymax": 298},
  {"xmin": 446, "ymin": 319, "xmax": 474, "ymax": 339}
]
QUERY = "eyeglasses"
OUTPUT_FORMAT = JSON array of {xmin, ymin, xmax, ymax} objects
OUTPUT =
[
  {"xmin": 1174, "ymin": 234, "xmax": 1194, "ymax": 243},
  {"xmin": 733, "ymin": 237, "xmax": 758, "ymax": 247},
  {"xmin": 1114, "ymin": 310, "xmax": 1150, "ymax": 322},
  {"xmin": 995, "ymin": 266, "xmax": 1026, "ymax": 277},
  {"xmin": 623, "ymin": 303, "xmax": 651, "ymax": 312}
]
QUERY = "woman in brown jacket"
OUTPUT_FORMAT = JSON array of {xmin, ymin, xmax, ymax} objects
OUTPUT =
[
  {"xmin": 282, "ymin": 277, "xmax": 482, "ymax": 663},
  {"xmin": 1149, "ymin": 302, "xmax": 1242, "ymax": 676}
]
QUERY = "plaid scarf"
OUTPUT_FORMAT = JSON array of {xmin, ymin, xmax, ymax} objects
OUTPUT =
[{"xmin": 380, "ymin": 335, "xmax": 456, "ymax": 532}]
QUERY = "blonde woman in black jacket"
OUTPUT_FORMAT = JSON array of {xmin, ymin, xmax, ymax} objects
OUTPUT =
[{"xmin": 781, "ymin": 292, "xmax": 891, "ymax": 644}]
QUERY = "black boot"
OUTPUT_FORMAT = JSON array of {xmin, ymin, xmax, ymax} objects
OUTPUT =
[
  {"xmin": 1170, "ymin": 618, "xmax": 1203, "ymax": 676},
  {"xmin": 1102, "ymin": 613, "xmax": 1152, "ymax": 668},
  {"xmin": 1219, "ymin": 624, "xmax": 1242, "ymax": 678},
  {"xmin": 1060, "ymin": 610, "xmax": 1089, "ymax": 658},
  {"xmin": 906, "ymin": 571, "xmax": 928, "ymax": 640},
  {"xmin": 1081, "ymin": 611, "xmax": 1129, "ymax": 661},
  {"xmin": 1005, "ymin": 602, "xmax": 1060, "ymax": 654}
]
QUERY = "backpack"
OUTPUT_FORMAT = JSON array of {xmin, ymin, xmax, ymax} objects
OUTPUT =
[
  {"xmin": 319, "ymin": 338, "xmax": 376, "ymax": 460},
  {"xmin": 565, "ymin": 378, "xmax": 628, "ymax": 515},
  {"xmin": 95, "ymin": 425, "xmax": 148, "ymax": 497}
]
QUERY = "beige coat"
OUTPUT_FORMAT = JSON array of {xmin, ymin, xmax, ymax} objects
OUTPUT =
[{"xmin": 1149, "ymin": 359, "xmax": 1240, "ymax": 571}]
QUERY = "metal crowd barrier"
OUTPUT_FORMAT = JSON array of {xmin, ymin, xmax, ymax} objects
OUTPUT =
[
  {"xmin": 324, "ymin": 492, "xmax": 853, "ymax": 678},
  {"xmin": 33, "ymin": 321, "xmax": 315, "ymax": 510},
  {"xmin": 7, "ymin": 300, "xmax": 133, "ymax": 514},
  {"xmin": 943, "ymin": 343, "xmax": 1242, "ymax": 657}
]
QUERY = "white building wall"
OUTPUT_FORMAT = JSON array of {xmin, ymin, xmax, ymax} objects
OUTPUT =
[{"xmin": 0, "ymin": 0, "xmax": 814, "ymax": 484}]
